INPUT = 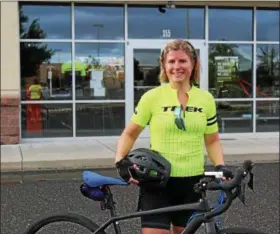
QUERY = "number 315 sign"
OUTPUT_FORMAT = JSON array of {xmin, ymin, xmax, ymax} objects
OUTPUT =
[{"xmin": 162, "ymin": 29, "xmax": 171, "ymax": 38}]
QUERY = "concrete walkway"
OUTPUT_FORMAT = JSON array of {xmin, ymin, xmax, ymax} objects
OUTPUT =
[{"xmin": 1, "ymin": 135, "xmax": 279, "ymax": 173}]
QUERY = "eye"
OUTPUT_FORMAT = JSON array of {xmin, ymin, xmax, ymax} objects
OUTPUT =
[
  {"xmin": 179, "ymin": 59, "xmax": 187, "ymax": 63},
  {"xmin": 167, "ymin": 59, "xmax": 175, "ymax": 64}
]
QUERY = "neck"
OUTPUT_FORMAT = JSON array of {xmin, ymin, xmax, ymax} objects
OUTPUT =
[{"xmin": 170, "ymin": 80, "xmax": 192, "ymax": 93}]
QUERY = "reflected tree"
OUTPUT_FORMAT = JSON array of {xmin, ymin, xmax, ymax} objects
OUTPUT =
[
  {"xmin": 20, "ymin": 6, "xmax": 55, "ymax": 79},
  {"xmin": 257, "ymin": 46, "xmax": 280, "ymax": 87}
]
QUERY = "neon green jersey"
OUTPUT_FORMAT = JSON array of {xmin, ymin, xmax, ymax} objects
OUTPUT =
[{"xmin": 131, "ymin": 84, "xmax": 219, "ymax": 177}]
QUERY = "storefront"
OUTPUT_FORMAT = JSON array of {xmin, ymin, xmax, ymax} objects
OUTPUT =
[{"xmin": 1, "ymin": 1, "xmax": 279, "ymax": 144}]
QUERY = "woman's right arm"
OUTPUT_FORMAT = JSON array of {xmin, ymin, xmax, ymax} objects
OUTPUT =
[{"xmin": 115, "ymin": 121, "xmax": 144, "ymax": 163}]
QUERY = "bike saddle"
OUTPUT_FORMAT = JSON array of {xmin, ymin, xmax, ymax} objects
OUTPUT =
[{"xmin": 82, "ymin": 171, "xmax": 129, "ymax": 187}]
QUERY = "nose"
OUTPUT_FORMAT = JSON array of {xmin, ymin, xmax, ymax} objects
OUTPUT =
[{"xmin": 173, "ymin": 61, "xmax": 181, "ymax": 69}]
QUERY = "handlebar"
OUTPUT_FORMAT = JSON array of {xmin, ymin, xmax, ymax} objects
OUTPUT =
[
  {"xmin": 186, "ymin": 160, "xmax": 254, "ymax": 232},
  {"xmin": 200, "ymin": 160, "xmax": 254, "ymax": 193}
]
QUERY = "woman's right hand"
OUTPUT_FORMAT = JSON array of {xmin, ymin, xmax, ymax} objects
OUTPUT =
[{"xmin": 115, "ymin": 158, "xmax": 139, "ymax": 185}]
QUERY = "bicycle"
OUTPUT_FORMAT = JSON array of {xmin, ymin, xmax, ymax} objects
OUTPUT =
[{"xmin": 24, "ymin": 160, "xmax": 266, "ymax": 234}]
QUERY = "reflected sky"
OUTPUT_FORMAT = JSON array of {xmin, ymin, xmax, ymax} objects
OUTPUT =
[
  {"xmin": 256, "ymin": 9, "xmax": 280, "ymax": 41},
  {"xmin": 128, "ymin": 7, "xmax": 204, "ymax": 39},
  {"xmin": 74, "ymin": 5, "xmax": 124, "ymax": 40},
  {"xmin": 209, "ymin": 8, "xmax": 253, "ymax": 41},
  {"xmin": 20, "ymin": 4, "xmax": 71, "ymax": 39}
]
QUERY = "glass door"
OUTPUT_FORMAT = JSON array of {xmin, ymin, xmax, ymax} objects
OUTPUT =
[{"xmin": 125, "ymin": 40, "xmax": 207, "ymax": 137}]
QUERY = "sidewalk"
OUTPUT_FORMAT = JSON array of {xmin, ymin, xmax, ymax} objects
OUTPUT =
[{"xmin": 1, "ymin": 135, "xmax": 279, "ymax": 173}]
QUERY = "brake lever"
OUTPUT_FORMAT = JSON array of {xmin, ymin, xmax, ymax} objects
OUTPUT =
[
  {"xmin": 248, "ymin": 172, "xmax": 254, "ymax": 191},
  {"xmin": 238, "ymin": 182, "xmax": 246, "ymax": 205}
]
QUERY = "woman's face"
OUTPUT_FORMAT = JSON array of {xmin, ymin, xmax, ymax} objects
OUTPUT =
[{"xmin": 164, "ymin": 49, "xmax": 194, "ymax": 83}]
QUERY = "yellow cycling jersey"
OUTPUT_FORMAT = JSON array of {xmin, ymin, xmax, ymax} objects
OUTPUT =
[
  {"xmin": 29, "ymin": 84, "xmax": 42, "ymax": 100},
  {"xmin": 131, "ymin": 84, "xmax": 219, "ymax": 177}
]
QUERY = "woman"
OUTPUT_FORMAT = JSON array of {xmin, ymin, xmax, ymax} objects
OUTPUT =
[{"xmin": 115, "ymin": 40, "xmax": 232, "ymax": 234}]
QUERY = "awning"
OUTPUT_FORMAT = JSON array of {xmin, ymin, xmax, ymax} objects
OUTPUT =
[{"xmin": 61, "ymin": 61, "xmax": 87, "ymax": 77}]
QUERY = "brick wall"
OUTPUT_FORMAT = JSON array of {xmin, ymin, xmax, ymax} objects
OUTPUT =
[{"xmin": 1, "ymin": 96, "xmax": 20, "ymax": 145}]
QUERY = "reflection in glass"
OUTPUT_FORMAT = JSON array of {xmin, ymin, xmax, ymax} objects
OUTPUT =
[
  {"xmin": 133, "ymin": 49, "xmax": 161, "ymax": 107},
  {"xmin": 257, "ymin": 9, "xmax": 280, "ymax": 41},
  {"xmin": 74, "ymin": 4, "xmax": 124, "ymax": 40},
  {"xmin": 128, "ymin": 6, "xmax": 204, "ymax": 39},
  {"xmin": 20, "ymin": 42, "xmax": 72, "ymax": 101},
  {"xmin": 208, "ymin": 44, "xmax": 253, "ymax": 98},
  {"xmin": 256, "ymin": 44, "xmax": 280, "ymax": 98},
  {"xmin": 75, "ymin": 43, "xmax": 125, "ymax": 100},
  {"xmin": 209, "ymin": 8, "xmax": 253, "ymax": 41},
  {"xmin": 76, "ymin": 103, "xmax": 125, "ymax": 136},
  {"xmin": 216, "ymin": 101, "xmax": 253, "ymax": 133},
  {"xmin": 21, "ymin": 104, "xmax": 73, "ymax": 138},
  {"xmin": 256, "ymin": 101, "xmax": 279, "ymax": 132},
  {"xmin": 19, "ymin": 3, "xmax": 71, "ymax": 39}
]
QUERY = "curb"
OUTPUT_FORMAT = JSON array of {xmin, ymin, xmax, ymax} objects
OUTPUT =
[{"xmin": 1, "ymin": 153, "xmax": 279, "ymax": 174}]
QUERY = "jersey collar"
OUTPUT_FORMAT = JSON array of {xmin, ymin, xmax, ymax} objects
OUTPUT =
[{"xmin": 166, "ymin": 82, "xmax": 198, "ymax": 95}]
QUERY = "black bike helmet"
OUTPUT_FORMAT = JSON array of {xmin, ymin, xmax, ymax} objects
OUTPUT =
[{"xmin": 126, "ymin": 148, "xmax": 171, "ymax": 189}]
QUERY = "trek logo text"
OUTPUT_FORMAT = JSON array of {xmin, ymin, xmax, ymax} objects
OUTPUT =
[{"xmin": 162, "ymin": 106, "xmax": 203, "ymax": 113}]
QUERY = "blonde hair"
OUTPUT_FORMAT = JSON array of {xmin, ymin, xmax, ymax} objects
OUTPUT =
[{"xmin": 159, "ymin": 40, "xmax": 200, "ymax": 85}]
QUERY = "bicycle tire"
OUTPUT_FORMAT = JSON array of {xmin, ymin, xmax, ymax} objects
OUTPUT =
[
  {"xmin": 219, "ymin": 227, "xmax": 266, "ymax": 234},
  {"xmin": 24, "ymin": 213, "xmax": 107, "ymax": 234}
]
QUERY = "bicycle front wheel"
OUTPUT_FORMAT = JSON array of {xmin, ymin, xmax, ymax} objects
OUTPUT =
[
  {"xmin": 24, "ymin": 213, "xmax": 107, "ymax": 234},
  {"xmin": 219, "ymin": 227, "xmax": 266, "ymax": 234}
]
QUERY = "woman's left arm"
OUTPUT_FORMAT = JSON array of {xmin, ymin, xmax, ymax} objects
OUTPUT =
[{"xmin": 204, "ymin": 132, "xmax": 225, "ymax": 166}]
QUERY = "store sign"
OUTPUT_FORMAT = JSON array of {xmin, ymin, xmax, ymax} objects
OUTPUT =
[
  {"xmin": 162, "ymin": 29, "xmax": 171, "ymax": 38},
  {"xmin": 215, "ymin": 56, "xmax": 239, "ymax": 82}
]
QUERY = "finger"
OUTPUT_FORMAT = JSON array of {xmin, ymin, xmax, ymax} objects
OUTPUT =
[{"xmin": 128, "ymin": 178, "xmax": 139, "ymax": 184}]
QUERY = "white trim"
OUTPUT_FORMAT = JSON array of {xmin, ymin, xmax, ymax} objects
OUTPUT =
[
  {"xmin": 124, "ymin": 3, "xmax": 128, "ymax": 41},
  {"xmin": 21, "ymin": 100, "xmax": 73, "ymax": 104},
  {"xmin": 74, "ymin": 40, "xmax": 125, "ymax": 43},
  {"xmin": 252, "ymin": 6, "xmax": 257, "ymax": 133},
  {"xmin": 208, "ymin": 41, "xmax": 254, "ymax": 44},
  {"xmin": 75, "ymin": 100, "xmax": 125, "ymax": 103},
  {"xmin": 215, "ymin": 98, "xmax": 254, "ymax": 102},
  {"xmin": 205, "ymin": 5, "xmax": 209, "ymax": 42},
  {"xmin": 255, "ymin": 98, "xmax": 280, "ymax": 101},
  {"xmin": 256, "ymin": 41, "xmax": 280, "ymax": 44},
  {"xmin": 19, "ymin": 39, "xmax": 72, "ymax": 43},
  {"xmin": 72, "ymin": 2, "xmax": 76, "ymax": 137},
  {"xmin": 215, "ymin": 98, "xmax": 279, "ymax": 102},
  {"xmin": 127, "ymin": 39, "xmax": 206, "ymax": 44}
]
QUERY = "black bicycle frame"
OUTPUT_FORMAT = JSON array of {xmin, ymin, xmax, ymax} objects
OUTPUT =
[{"xmin": 92, "ymin": 193, "xmax": 221, "ymax": 234}]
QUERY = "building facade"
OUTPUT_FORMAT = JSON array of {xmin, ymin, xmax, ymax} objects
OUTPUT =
[{"xmin": 1, "ymin": 1, "xmax": 279, "ymax": 144}]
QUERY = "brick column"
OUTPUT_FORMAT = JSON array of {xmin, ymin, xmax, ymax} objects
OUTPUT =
[{"xmin": 1, "ymin": 96, "xmax": 20, "ymax": 145}]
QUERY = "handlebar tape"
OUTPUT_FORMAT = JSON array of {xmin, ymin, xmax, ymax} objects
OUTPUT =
[{"xmin": 207, "ymin": 160, "xmax": 253, "ymax": 191}]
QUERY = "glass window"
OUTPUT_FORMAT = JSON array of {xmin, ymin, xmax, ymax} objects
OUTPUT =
[
  {"xmin": 133, "ymin": 49, "xmax": 161, "ymax": 108},
  {"xmin": 74, "ymin": 4, "xmax": 124, "ymax": 40},
  {"xmin": 217, "ymin": 101, "xmax": 253, "ymax": 133},
  {"xmin": 256, "ymin": 44, "xmax": 280, "ymax": 98},
  {"xmin": 256, "ymin": 101, "xmax": 279, "ymax": 132},
  {"xmin": 76, "ymin": 103, "xmax": 125, "ymax": 136},
  {"xmin": 74, "ymin": 43, "xmax": 125, "ymax": 100},
  {"xmin": 257, "ymin": 8, "xmax": 280, "ymax": 41},
  {"xmin": 128, "ymin": 6, "xmax": 204, "ymax": 39},
  {"xmin": 19, "ymin": 3, "xmax": 71, "ymax": 39},
  {"xmin": 208, "ymin": 44, "xmax": 253, "ymax": 98},
  {"xmin": 20, "ymin": 42, "xmax": 72, "ymax": 101},
  {"xmin": 209, "ymin": 8, "xmax": 253, "ymax": 41},
  {"xmin": 21, "ymin": 104, "xmax": 73, "ymax": 138}
]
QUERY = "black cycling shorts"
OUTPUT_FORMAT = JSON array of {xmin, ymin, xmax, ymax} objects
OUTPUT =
[{"xmin": 137, "ymin": 175, "xmax": 203, "ymax": 230}]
